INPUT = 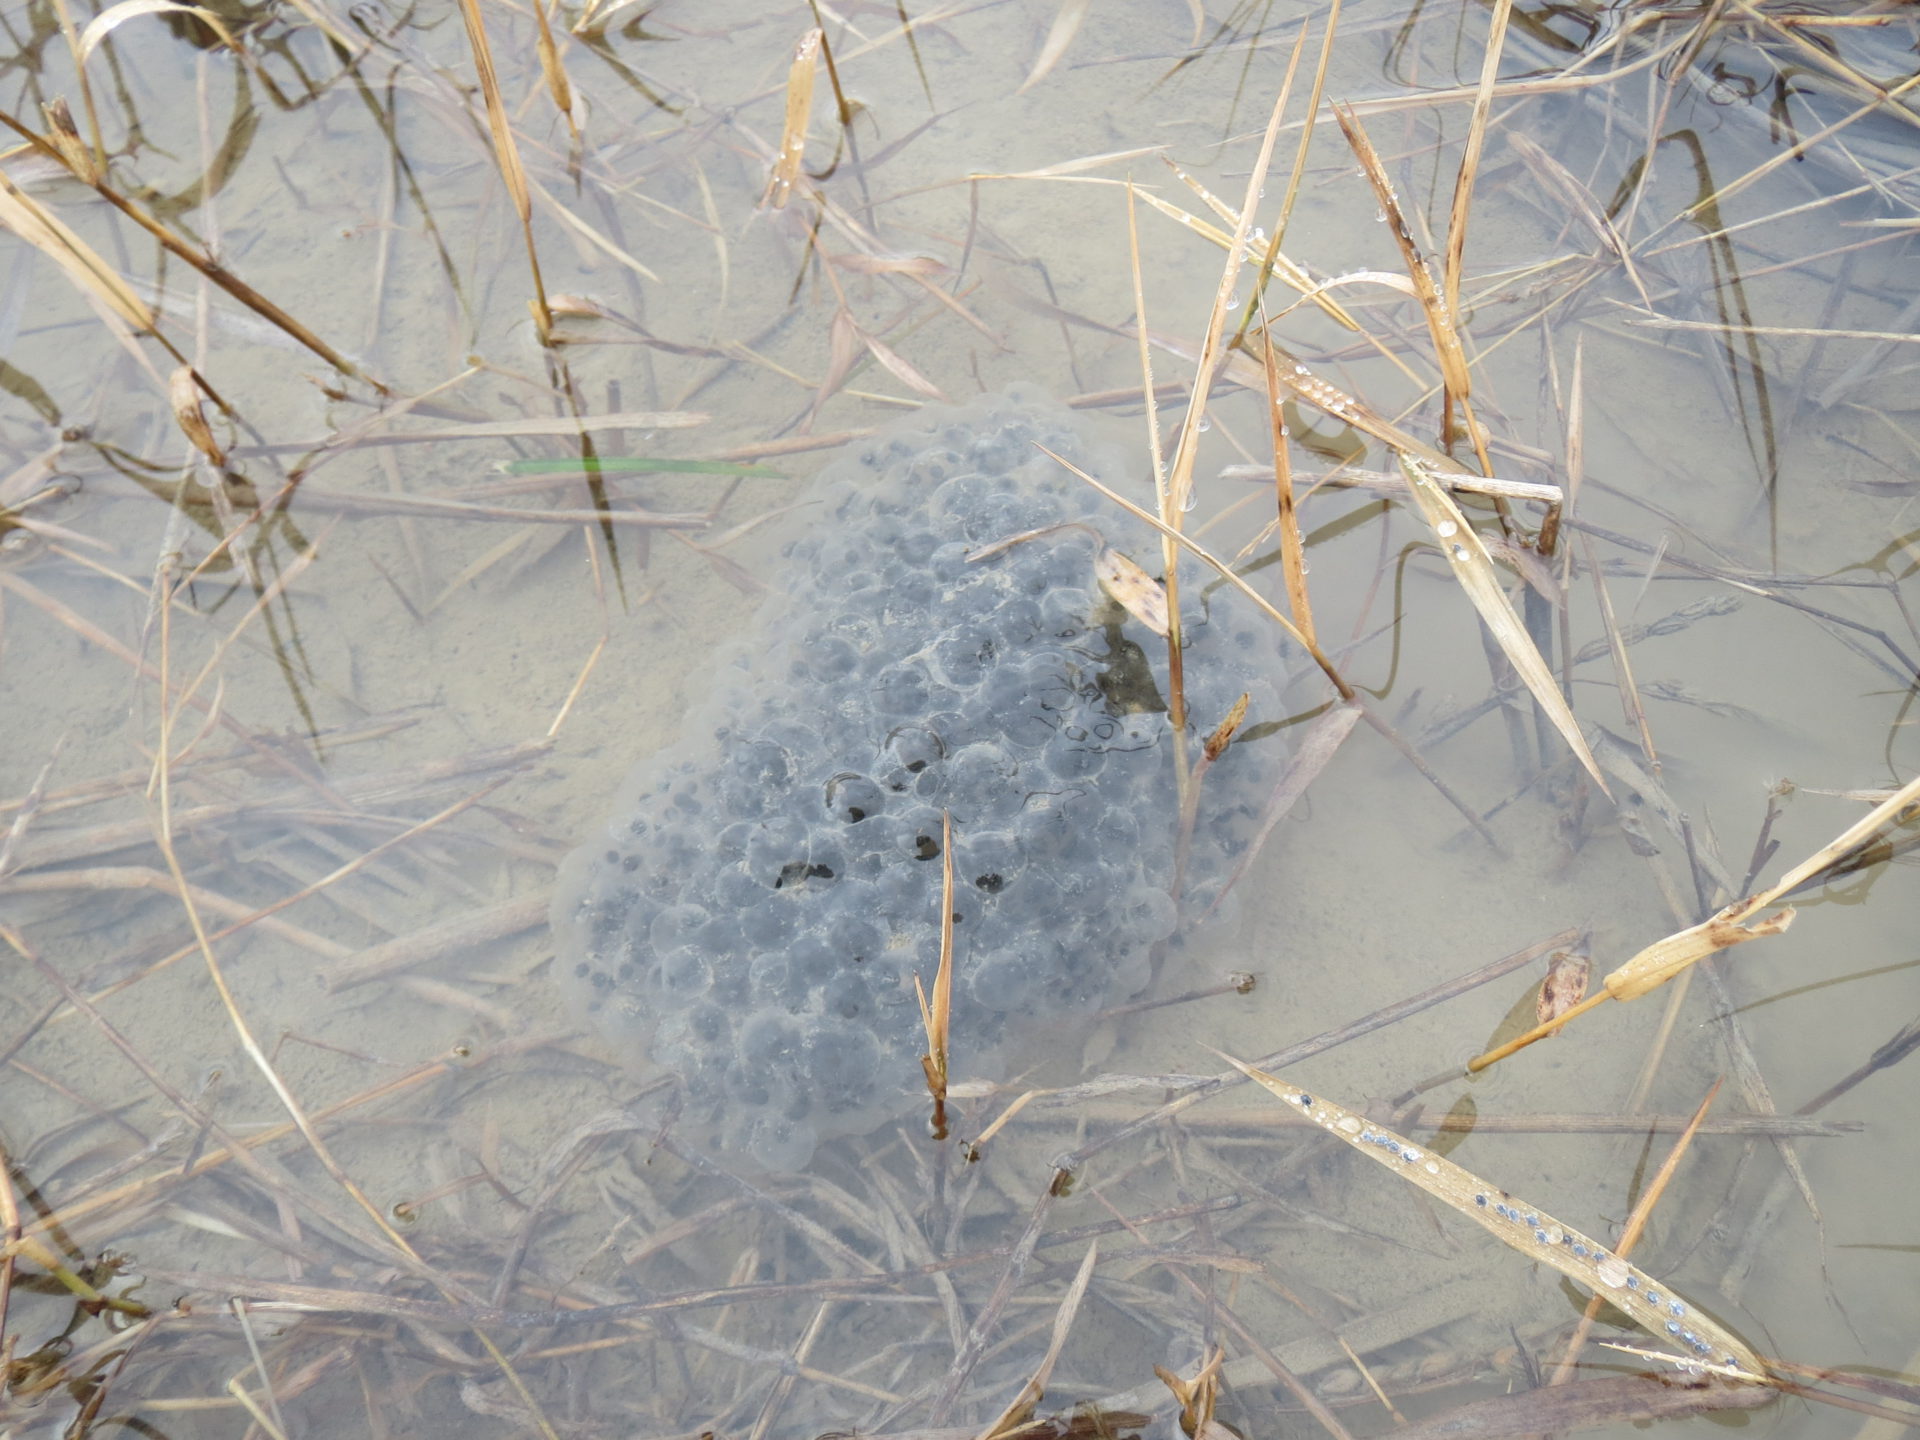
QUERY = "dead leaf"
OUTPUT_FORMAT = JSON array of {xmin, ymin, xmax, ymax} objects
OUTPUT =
[
  {"xmin": 169, "ymin": 366, "xmax": 225, "ymax": 466},
  {"xmin": 1094, "ymin": 547, "xmax": 1168, "ymax": 636},
  {"xmin": 1537, "ymin": 944, "xmax": 1591, "ymax": 1031},
  {"xmin": 1203, "ymin": 694, "xmax": 1249, "ymax": 762}
]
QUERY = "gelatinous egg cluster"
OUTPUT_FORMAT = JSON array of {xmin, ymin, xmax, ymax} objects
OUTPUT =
[{"xmin": 552, "ymin": 386, "xmax": 1288, "ymax": 1169}]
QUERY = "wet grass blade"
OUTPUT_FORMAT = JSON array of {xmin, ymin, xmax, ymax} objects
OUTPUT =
[
  {"xmin": 1396, "ymin": 449, "xmax": 1607, "ymax": 793},
  {"xmin": 1133, "ymin": 182, "xmax": 1355, "ymax": 330},
  {"xmin": 529, "ymin": 0, "xmax": 579, "ymax": 151},
  {"xmin": 1217, "ymin": 1054, "xmax": 1766, "ymax": 1379},
  {"xmin": 916, "ymin": 810, "xmax": 956, "ymax": 1140},
  {"xmin": 1259, "ymin": 323, "xmax": 1315, "ymax": 648},
  {"xmin": 1019, "ymin": 0, "xmax": 1089, "ymax": 94},
  {"xmin": 1441, "ymin": 0, "xmax": 1512, "ymax": 329},
  {"xmin": 1334, "ymin": 103, "xmax": 1490, "ymax": 474},
  {"xmin": 0, "ymin": 106, "xmax": 381, "ymax": 386},
  {"xmin": 765, "ymin": 28, "xmax": 822, "ymax": 209}
]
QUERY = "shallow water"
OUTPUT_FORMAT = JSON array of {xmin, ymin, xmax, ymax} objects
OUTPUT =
[{"xmin": 0, "ymin": 1, "xmax": 1917, "ymax": 1437}]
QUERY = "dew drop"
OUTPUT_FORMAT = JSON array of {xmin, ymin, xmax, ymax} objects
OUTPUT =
[{"xmin": 1436, "ymin": 519, "xmax": 1458, "ymax": 538}]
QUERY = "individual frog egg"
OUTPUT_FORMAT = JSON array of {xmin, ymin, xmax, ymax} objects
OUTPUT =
[
  {"xmin": 932, "ymin": 624, "xmax": 1002, "ymax": 688},
  {"xmin": 1044, "ymin": 724, "xmax": 1108, "ymax": 782},
  {"xmin": 657, "ymin": 946, "xmax": 712, "ymax": 999},
  {"xmin": 823, "ymin": 772, "xmax": 886, "ymax": 826},
  {"xmin": 648, "ymin": 903, "xmax": 709, "ymax": 954},
  {"xmin": 943, "ymin": 743, "xmax": 1020, "ymax": 822},
  {"xmin": 957, "ymin": 829, "xmax": 1023, "ymax": 896},
  {"xmin": 870, "ymin": 659, "xmax": 935, "ymax": 718},
  {"xmin": 1117, "ymin": 885, "xmax": 1179, "ymax": 945},
  {"xmin": 930, "ymin": 473, "xmax": 993, "ymax": 525}
]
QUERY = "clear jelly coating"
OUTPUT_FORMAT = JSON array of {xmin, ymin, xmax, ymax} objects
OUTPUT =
[{"xmin": 552, "ymin": 386, "xmax": 1288, "ymax": 1170}]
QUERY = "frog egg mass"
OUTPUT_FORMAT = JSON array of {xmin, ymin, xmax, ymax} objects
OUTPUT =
[{"xmin": 551, "ymin": 387, "xmax": 1289, "ymax": 1170}]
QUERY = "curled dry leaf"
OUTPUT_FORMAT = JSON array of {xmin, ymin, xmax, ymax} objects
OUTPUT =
[
  {"xmin": 1537, "ymin": 944, "xmax": 1591, "ymax": 1031},
  {"xmin": 169, "ymin": 366, "xmax": 225, "ymax": 466},
  {"xmin": 1203, "ymin": 693, "xmax": 1249, "ymax": 763},
  {"xmin": 1094, "ymin": 546, "xmax": 1168, "ymax": 636},
  {"xmin": 1154, "ymin": 1345, "xmax": 1226, "ymax": 1440}
]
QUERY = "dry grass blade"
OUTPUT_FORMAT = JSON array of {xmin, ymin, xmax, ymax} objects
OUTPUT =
[
  {"xmin": 1507, "ymin": 132, "xmax": 1649, "ymax": 304},
  {"xmin": 1019, "ymin": 0, "xmax": 1089, "ymax": 94},
  {"xmin": 1238, "ymin": 0, "xmax": 1340, "ymax": 341},
  {"xmin": 0, "ymin": 171, "xmax": 157, "ymax": 335},
  {"xmin": 1231, "ymin": 340, "xmax": 1465, "ymax": 477},
  {"xmin": 1133, "ymin": 183, "xmax": 1356, "ymax": 331},
  {"xmin": 1042, "ymin": 443, "xmax": 1352, "ymax": 699},
  {"xmin": 1165, "ymin": 85, "xmax": 1291, "ymax": 522},
  {"xmin": 1122, "ymin": 176, "xmax": 1184, "ymax": 745},
  {"xmin": 1260, "ymin": 325, "xmax": 1315, "ymax": 647},
  {"xmin": 1206, "ymin": 701, "xmax": 1362, "ymax": 917},
  {"xmin": 1216, "ymin": 1054, "xmax": 1766, "ymax": 1379},
  {"xmin": 529, "ymin": 0, "xmax": 579, "ymax": 147},
  {"xmin": 1333, "ymin": 104, "xmax": 1488, "ymax": 472},
  {"xmin": 456, "ymin": 0, "xmax": 553, "ymax": 343},
  {"xmin": 0, "ymin": 107, "xmax": 380, "ymax": 385},
  {"xmin": 78, "ymin": 0, "xmax": 237, "ymax": 63},
  {"xmin": 1471, "ymin": 770, "xmax": 1920, "ymax": 1069},
  {"xmin": 1395, "ymin": 450, "xmax": 1607, "ymax": 791},
  {"xmin": 977, "ymin": 1241, "xmax": 1098, "ymax": 1439},
  {"xmin": 1741, "ymin": 770, "xmax": 1920, "ymax": 913},
  {"xmin": 146, "ymin": 560, "xmax": 561, "ymax": 1440},
  {"xmin": 1583, "ymin": 533, "xmax": 1657, "ymax": 765},
  {"xmin": 1154, "ymin": 1346, "xmax": 1228, "ymax": 1439},
  {"xmin": 1550, "ymin": 1079, "xmax": 1723, "ymax": 1382},
  {"xmin": 917, "ymin": 810, "xmax": 956, "ymax": 1140},
  {"xmin": 1441, "ymin": 0, "xmax": 1514, "ymax": 328},
  {"xmin": 859, "ymin": 323, "xmax": 948, "ymax": 401},
  {"xmin": 765, "ymin": 28, "xmax": 822, "ymax": 209}
]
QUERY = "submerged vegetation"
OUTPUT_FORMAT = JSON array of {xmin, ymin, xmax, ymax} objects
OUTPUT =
[{"xmin": 0, "ymin": 0, "xmax": 1918, "ymax": 1437}]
